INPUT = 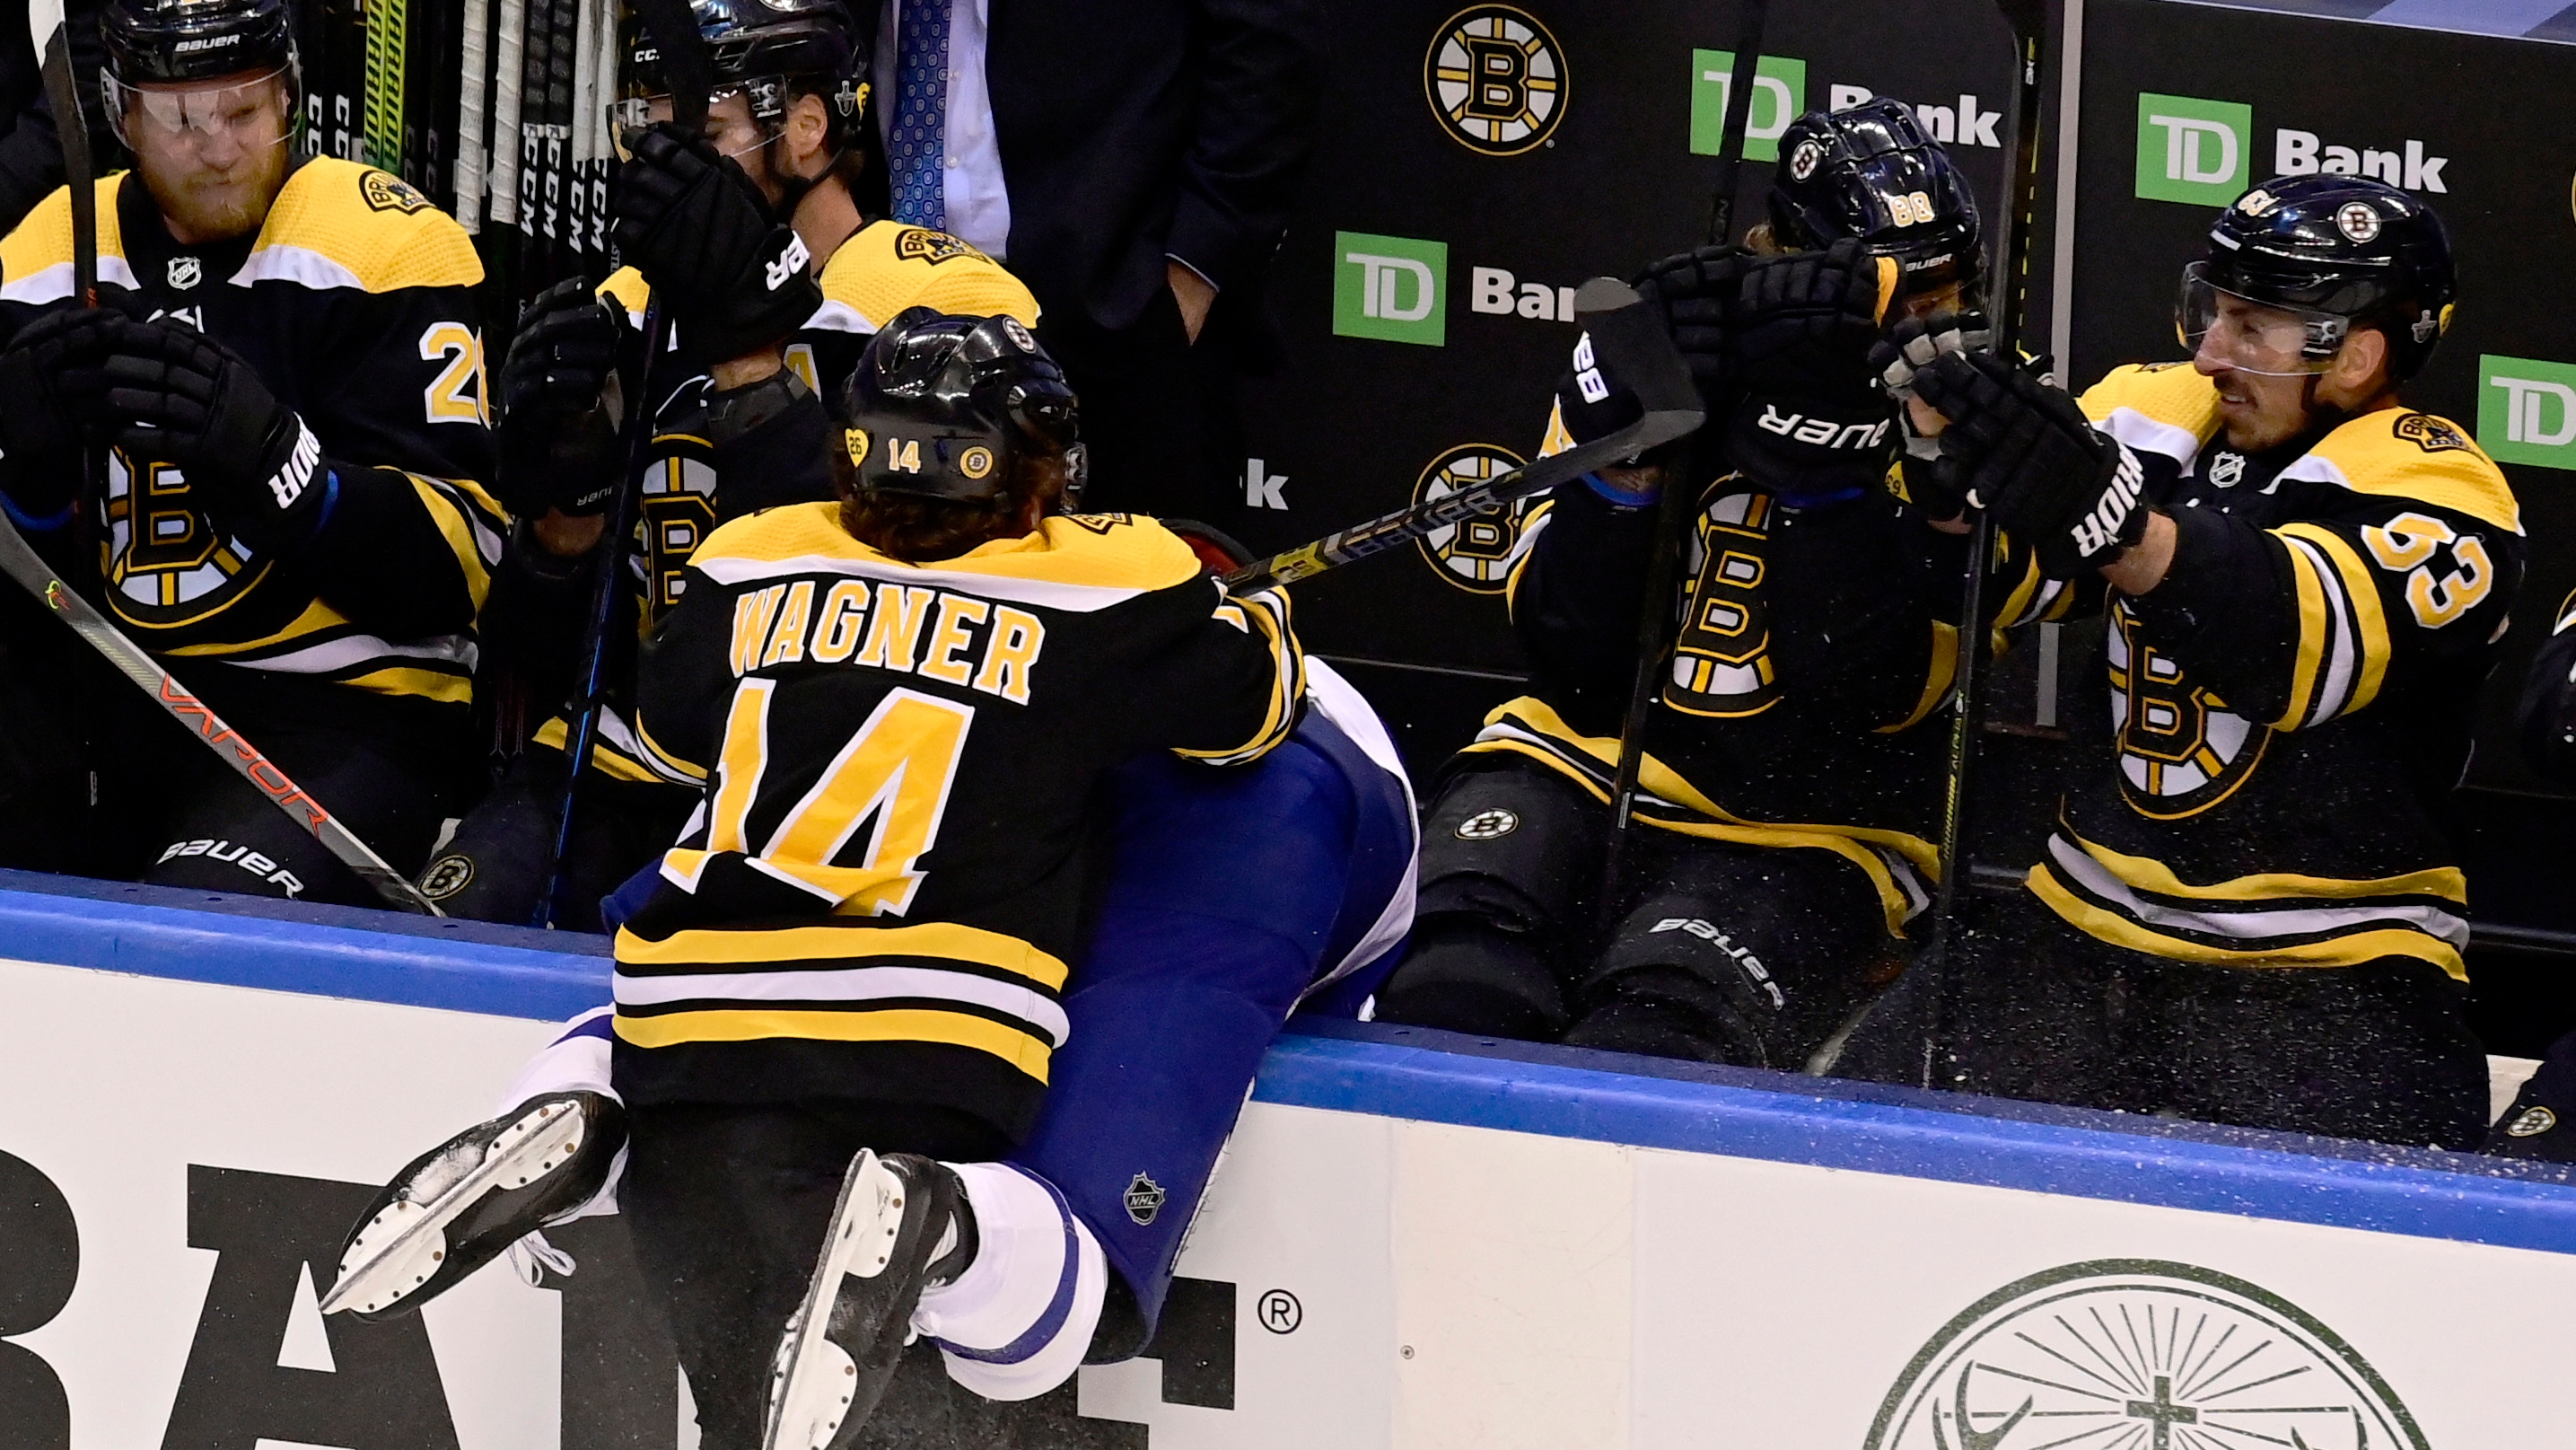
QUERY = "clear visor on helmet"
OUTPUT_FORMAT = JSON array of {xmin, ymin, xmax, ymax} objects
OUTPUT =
[
  {"xmin": 607, "ymin": 87, "xmax": 775, "ymax": 159},
  {"xmin": 104, "ymin": 66, "xmax": 294, "ymax": 154},
  {"xmin": 2177, "ymin": 261, "xmax": 2349, "ymax": 376}
]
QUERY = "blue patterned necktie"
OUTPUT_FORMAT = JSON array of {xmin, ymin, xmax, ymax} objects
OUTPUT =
[{"xmin": 889, "ymin": 0, "xmax": 951, "ymax": 230}]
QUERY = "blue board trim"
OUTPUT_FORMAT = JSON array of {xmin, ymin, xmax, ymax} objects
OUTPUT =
[{"xmin": 6, "ymin": 883, "xmax": 2574, "ymax": 1254}]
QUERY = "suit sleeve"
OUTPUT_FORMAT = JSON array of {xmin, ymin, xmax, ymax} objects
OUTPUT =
[
  {"xmin": 2125, "ymin": 488, "xmax": 2524, "ymax": 733},
  {"xmin": 1161, "ymin": 0, "xmax": 1327, "ymax": 292},
  {"xmin": 1131, "ymin": 578, "xmax": 1305, "ymax": 766},
  {"xmin": 288, "ymin": 280, "xmax": 506, "ymax": 639}
]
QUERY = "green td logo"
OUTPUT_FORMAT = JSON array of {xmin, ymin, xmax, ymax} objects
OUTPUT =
[
  {"xmin": 2479, "ymin": 355, "xmax": 2576, "ymax": 470},
  {"xmin": 1334, "ymin": 231, "xmax": 1447, "ymax": 347},
  {"xmin": 1688, "ymin": 50, "xmax": 1806, "ymax": 163},
  {"xmin": 2134, "ymin": 92, "xmax": 2251, "ymax": 206}
]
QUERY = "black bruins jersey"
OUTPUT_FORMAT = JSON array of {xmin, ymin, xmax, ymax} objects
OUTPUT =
[
  {"xmin": 2028, "ymin": 364, "xmax": 2525, "ymax": 982},
  {"xmin": 537, "ymin": 221, "xmax": 1039, "ymax": 785},
  {"xmin": 1457, "ymin": 409, "xmax": 2067, "ymax": 936},
  {"xmin": 610, "ymin": 505, "xmax": 1301, "ymax": 1138},
  {"xmin": 0, "ymin": 162, "xmax": 504, "ymax": 707}
]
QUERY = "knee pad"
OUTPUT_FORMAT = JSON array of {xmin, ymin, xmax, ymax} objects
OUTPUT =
[
  {"xmin": 915, "ymin": 1163, "xmax": 1109, "ymax": 1402},
  {"xmin": 1374, "ymin": 919, "xmax": 1570, "ymax": 1041},
  {"xmin": 1415, "ymin": 760, "xmax": 1608, "ymax": 936}
]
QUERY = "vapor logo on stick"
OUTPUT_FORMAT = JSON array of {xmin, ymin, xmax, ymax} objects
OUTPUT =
[
  {"xmin": 2134, "ymin": 92, "xmax": 2251, "ymax": 206},
  {"xmin": 1424, "ymin": 5, "xmax": 1564, "ymax": 155}
]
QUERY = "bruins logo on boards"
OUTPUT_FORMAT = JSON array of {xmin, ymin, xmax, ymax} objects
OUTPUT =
[
  {"xmin": 1424, "ymin": 6, "xmax": 1565, "ymax": 156},
  {"xmin": 2394, "ymin": 411, "xmax": 2472, "ymax": 453},
  {"xmin": 1867, "ymin": 1260, "xmax": 2427, "ymax": 1450},
  {"xmin": 1411, "ymin": 444, "xmax": 1531, "ymax": 594},
  {"xmin": 893, "ymin": 228, "xmax": 984, "ymax": 265},
  {"xmin": 360, "ymin": 170, "xmax": 435, "ymax": 215}
]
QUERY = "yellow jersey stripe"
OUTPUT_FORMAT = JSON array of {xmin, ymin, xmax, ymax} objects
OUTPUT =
[
  {"xmin": 2282, "ymin": 523, "xmax": 2391, "ymax": 719},
  {"xmin": 2029, "ymin": 865, "xmax": 2466, "ymax": 980},
  {"xmin": 1879, "ymin": 620, "xmax": 1958, "ymax": 734},
  {"xmin": 616, "ymin": 919, "xmax": 1072, "ymax": 990},
  {"xmin": 612, "ymin": 1006, "xmax": 1053, "ymax": 1078},
  {"xmin": 2064, "ymin": 827, "xmax": 2466, "ymax": 904}
]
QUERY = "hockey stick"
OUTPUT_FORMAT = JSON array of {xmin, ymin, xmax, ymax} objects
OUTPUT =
[
  {"xmin": 1917, "ymin": 0, "xmax": 2050, "ymax": 1086},
  {"xmin": 1221, "ymin": 279, "xmax": 1699, "ymax": 596},
  {"xmin": 455, "ymin": 0, "xmax": 491, "ymax": 232},
  {"xmin": 0, "ymin": 522, "xmax": 442, "ymax": 913},
  {"xmin": 537, "ymin": 0, "xmax": 709, "ymax": 927},
  {"xmin": 488, "ymin": 0, "xmax": 526, "ymax": 230},
  {"xmin": 1596, "ymin": 0, "xmax": 1768, "ymax": 914}
]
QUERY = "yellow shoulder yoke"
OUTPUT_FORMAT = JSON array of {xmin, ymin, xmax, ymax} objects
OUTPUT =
[
  {"xmin": 2078, "ymin": 362, "xmax": 2221, "ymax": 437},
  {"xmin": 2313, "ymin": 408, "xmax": 2521, "ymax": 535},
  {"xmin": 0, "ymin": 174, "xmax": 131, "ymax": 290},
  {"xmin": 245, "ymin": 158, "xmax": 481, "ymax": 293}
]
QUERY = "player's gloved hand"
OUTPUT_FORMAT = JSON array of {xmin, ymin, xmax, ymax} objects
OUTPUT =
[
  {"xmin": 613, "ymin": 121, "xmax": 824, "ymax": 364},
  {"xmin": 1632, "ymin": 242, "xmax": 1757, "ymax": 404},
  {"xmin": 1871, "ymin": 312, "xmax": 1994, "ymax": 519},
  {"xmin": 81, "ymin": 317, "xmax": 334, "ymax": 556},
  {"xmin": 0, "ymin": 308, "xmax": 122, "ymax": 528},
  {"xmin": 1913, "ymin": 351, "xmax": 2148, "ymax": 579},
  {"xmin": 497, "ymin": 277, "xmax": 629, "ymax": 520},
  {"xmin": 1725, "ymin": 239, "xmax": 1894, "ymax": 393}
]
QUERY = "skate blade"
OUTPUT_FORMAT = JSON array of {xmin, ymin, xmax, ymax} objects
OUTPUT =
[
  {"xmin": 320, "ymin": 1100, "xmax": 589, "ymax": 1316},
  {"xmin": 764, "ymin": 1149, "xmax": 907, "ymax": 1450}
]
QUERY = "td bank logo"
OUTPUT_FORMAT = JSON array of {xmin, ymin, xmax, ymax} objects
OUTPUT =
[
  {"xmin": 2480, "ymin": 355, "xmax": 2576, "ymax": 470},
  {"xmin": 2135, "ymin": 92, "xmax": 2251, "ymax": 206},
  {"xmin": 1335, "ymin": 232, "xmax": 1447, "ymax": 347},
  {"xmin": 1688, "ymin": 49, "xmax": 1806, "ymax": 163}
]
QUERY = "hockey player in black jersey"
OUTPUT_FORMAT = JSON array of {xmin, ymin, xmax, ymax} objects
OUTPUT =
[
  {"xmin": 1377, "ymin": 101, "xmax": 2044, "ymax": 1071},
  {"xmin": 1840, "ymin": 175, "xmax": 2519, "ymax": 1149},
  {"xmin": 0, "ymin": 0, "xmax": 500, "ymax": 904},
  {"xmin": 424, "ymin": 0, "xmax": 1037, "ymax": 927}
]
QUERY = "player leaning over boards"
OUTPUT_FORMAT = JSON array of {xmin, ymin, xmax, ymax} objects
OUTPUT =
[
  {"xmin": 423, "ymin": 0, "xmax": 1038, "ymax": 927},
  {"xmin": 1376, "ymin": 101, "xmax": 2055, "ymax": 1070},
  {"xmin": 1840, "ymin": 176, "xmax": 2519, "ymax": 1149},
  {"xmin": 0, "ymin": 0, "xmax": 500, "ymax": 903}
]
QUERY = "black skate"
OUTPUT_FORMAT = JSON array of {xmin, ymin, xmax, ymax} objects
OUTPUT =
[
  {"xmin": 763, "ymin": 1149, "xmax": 970, "ymax": 1450},
  {"xmin": 320, "ymin": 1092, "xmax": 626, "ymax": 1321}
]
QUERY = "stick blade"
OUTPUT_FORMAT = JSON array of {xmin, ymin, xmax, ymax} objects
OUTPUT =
[
  {"xmin": 1570, "ymin": 276, "xmax": 1704, "ymax": 441},
  {"xmin": 627, "ymin": 0, "xmax": 711, "ymax": 132},
  {"xmin": 27, "ymin": 1, "xmax": 62, "ymax": 51}
]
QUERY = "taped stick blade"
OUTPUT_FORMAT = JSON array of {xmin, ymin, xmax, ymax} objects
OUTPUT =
[{"xmin": 1570, "ymin": 277, "xmax": 1702, "ymax": 432}]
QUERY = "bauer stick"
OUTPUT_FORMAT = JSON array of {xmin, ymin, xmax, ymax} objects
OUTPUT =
[
  {"xmin": 1918, "ymin": 0, "xmax": 2052, "ymax": 1085},
  {"xmin": 537, "ymin": 0, "xmax": 709, "ymax": 927},
  {"xmin": 1595, "ymin": 0, "xmax": 1769, "ymax": 914},
  {"xmin": 1222, "ymin": 279, "xmax": 1700, "ymax": 597}
]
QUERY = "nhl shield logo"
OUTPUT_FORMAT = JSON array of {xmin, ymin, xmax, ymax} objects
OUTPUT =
[
  {"xmin": 1866, "ymin": 1260, "xmax": 2427, "ymax": 1450},
  {"xmin": 2206, "ymin": 451, "xmax": 2246, "ymax": 488},
  {"xmin": 167, "ymin": 256, "xmax": 202, "ymax": 290},
  {"xmin": 1124, "ymin": 1173, "xmax": 1168, "ymax": 1226},
  {"xmin": 1424, "ymin": 5, "xmax": 1566, "ymax": 156}
]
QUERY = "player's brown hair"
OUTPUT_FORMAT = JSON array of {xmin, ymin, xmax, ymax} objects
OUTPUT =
[{"xmin": 834, "ymin": 452, "xmax": 1070, "ymax": 562}]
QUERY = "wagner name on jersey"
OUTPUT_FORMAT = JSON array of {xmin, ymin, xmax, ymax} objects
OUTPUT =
[
  {"xmin": 610, "ymin": 505, "xmax": 1301, "ymax": 1138},
  {"xmin": 535, "ymin": 222, "xmax": 1042, "ymax": 784},
  {"xmin": 2028, "ymin": 362, "xmax": 2524, "ymax": 981},
  {"xmin": 0, "ymin": 161, "xmax": 504, "ymax": 707}
]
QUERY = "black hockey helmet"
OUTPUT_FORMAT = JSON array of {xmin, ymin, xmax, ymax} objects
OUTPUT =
[
  {"xmin": 1769, "ymin": 98, "xmax": 1984, "ymax": 305},
  {"xmin": 838, "ymin": 309, "xmax": 1086, "ymax": 508},
  {"xmin": 619, "ymin": 0, "xmax": 868, "ymax": 134},
  {"xmin": 101, "ymin": 0, "xmax": 302, "ymax": 145},
  {"xmin": 2182, "ymin": 173, "xmax": 2456, "ymax": 380}
]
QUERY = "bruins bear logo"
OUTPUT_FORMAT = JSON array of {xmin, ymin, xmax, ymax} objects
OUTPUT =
[
  {"xmin": 2393, "ymin": 412, "xmax": 2471, "ymax": 453},
  {"xmin": 360, "ymin": 170, "xmax": 434, "ymax": 215},
  {"xmin": 893, "ymin": 228, "xmax": 984, "ymax": 265}
]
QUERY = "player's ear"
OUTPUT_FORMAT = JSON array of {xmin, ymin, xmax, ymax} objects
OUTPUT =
[
  {"xmin": 2335, "ymin": 325, "xmax": 2390, "ymax": 395},
  {"xmin": 789, "ymin": 92, "xmax": 832, "ymax": 168}
]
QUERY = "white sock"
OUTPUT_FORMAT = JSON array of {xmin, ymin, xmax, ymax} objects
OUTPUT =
[{"xmin": 913, "ymin": 1161, "xmax": 1107, "ymax": 1402}]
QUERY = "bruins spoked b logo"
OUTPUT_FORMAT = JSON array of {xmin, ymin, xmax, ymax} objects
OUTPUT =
[
  {"xmin": 1425, "ymin": 6, "xmax": 1565, "ymax": 155},
  {"xmin": 1867, "ymin": 1260, "xmax": 2427, "ymax": 1450},
  {"xmin": 1413, "ymin": 444, "xmax": 1532, "ymax": 593}
]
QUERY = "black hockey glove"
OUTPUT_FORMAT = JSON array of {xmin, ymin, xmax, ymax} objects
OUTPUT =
[
  {"xmin": 1913, "ymin": 351, "xmax": 2148, "ymax": 580},
  {"xmin": 1870, "ymin": 311, "xmax": 1994, "ymax": 520},
  {"xmin": 0, "ymin": 308, "xmax": 121, "ymax": 526},
  {"xmin": 1725, "ymin": 239, "xmax": 1892, "ymax": 395},
  {"xmin": 496, "ymin": 277, "xmax": 630, "ymax": 519},
  {"xmin": 82, "ymin": 318, "xmax": 334, "ymax": 556},
  {"xmin": 613, "ymin": 122, "xmax": 825, "ymax": 365},
  {"xmin": 1632, "ymin": 242, "xmax": 1757, "ymax": 404}
]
